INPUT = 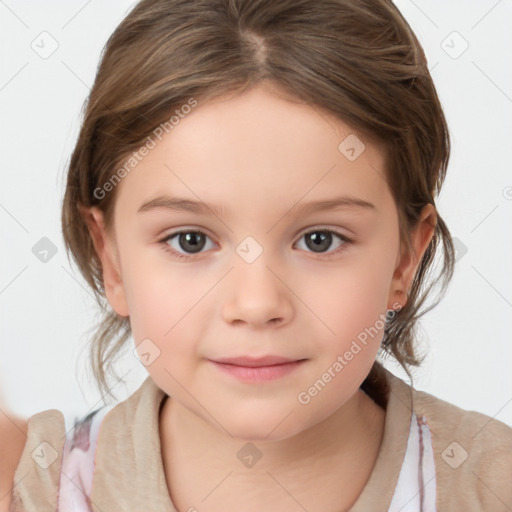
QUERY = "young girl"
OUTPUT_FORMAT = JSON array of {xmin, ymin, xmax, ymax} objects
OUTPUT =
[{"xmin": 3, "ymin": 0, "xmax": 512, "ymax": 511}]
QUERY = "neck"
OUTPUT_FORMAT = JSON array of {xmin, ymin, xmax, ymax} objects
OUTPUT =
[{"xmin": 159, "ymin": 388, "xmax": 386, "ymax": 512}]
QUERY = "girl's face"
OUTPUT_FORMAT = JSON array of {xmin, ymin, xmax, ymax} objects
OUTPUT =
[{"xmin": 92, "ymin": 84, "xmax": 430, "ymax": 440}]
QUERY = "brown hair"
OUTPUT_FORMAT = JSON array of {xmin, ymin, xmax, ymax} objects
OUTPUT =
[{"xmin": 61, "ymin": 0, "xmax": 455, "ymax": 404}]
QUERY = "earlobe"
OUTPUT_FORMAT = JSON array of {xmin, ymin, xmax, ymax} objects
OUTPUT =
[
  {"xmin": 387, "ymin": 204, "xmax": 437, "ymax": 310},
  {"xmin": 78, "ymin": 204, "xmax": 130, "ymax": 318}
]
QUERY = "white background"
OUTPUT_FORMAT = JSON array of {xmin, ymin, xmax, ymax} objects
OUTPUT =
[{"xmin": 0, "ymin": 0, "xmax": 511, "ymax": 428}]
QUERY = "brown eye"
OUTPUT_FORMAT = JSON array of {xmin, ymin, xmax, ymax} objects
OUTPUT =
[
  {"xmin": 304, "ymin": 230, "xmax": 333, "ymax": 253},
  {"xmin": 296, "ymin": 229, "xmax": 351, "ymax": 256},
  {"xmin": 176, "ymin": 231, "xmax": 207, "ymax": 253},
  {"xmin": 160, "ymin": 230, "xmax": 214, "ymax": 258}
]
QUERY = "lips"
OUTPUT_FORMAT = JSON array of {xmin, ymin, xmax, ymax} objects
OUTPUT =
[
  {"xmin": 209, "ymin": 356, "xmax": 307, "ymax": 382},
  {"xmin": 209, "ymin": 355, "xmax": 304, "ymax": 367}
]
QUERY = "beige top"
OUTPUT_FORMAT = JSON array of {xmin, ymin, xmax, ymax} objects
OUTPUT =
[{"xmin": 10, "ymin": 367, "xmax": 512, "ymax": 511}]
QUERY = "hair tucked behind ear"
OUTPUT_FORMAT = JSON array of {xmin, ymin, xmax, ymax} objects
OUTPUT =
[{"xmin": 61, "ymin": 0, "xmax": 454, "ymax": 403}]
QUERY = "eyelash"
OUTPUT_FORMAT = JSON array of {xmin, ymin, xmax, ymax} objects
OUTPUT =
[{"xmin": 158, "ymin": 228, "xmax": 354, "ymax": 261}]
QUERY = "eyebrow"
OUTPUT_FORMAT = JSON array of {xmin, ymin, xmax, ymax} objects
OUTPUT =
[{"xmin": 137, "ymin": 194, "xmax": 376, "ymax": 217}]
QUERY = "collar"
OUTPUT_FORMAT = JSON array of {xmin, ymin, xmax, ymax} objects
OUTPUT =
[{"xmin": 90, "ymin": 367, "xmax": 414, "ymax": 511}]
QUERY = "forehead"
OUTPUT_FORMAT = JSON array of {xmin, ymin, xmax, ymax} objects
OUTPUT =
[{"xmin": 113, "ymin": 85, "xmax": 392, "ymax": 220}]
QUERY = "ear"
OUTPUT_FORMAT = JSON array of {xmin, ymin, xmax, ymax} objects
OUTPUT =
[
  {"xmin": 388, "ymin": 203, "xmax": 437, "ymax": 310},
  {"xmin": 78, "ymin": 204, "xmax": 130, "ymax": 317}
]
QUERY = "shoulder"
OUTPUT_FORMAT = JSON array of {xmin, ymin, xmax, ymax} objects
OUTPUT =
[
  {"xmin": 411, "ymin": 384, "xmax": 512, "ymax": 452},
  {"xmin": 2, "ymin": 408, "xmax": 66, "ymax": 512},
  {"xmin": 411, "ymin": 385, "xmax": 512, "ymax": 511},
  {"xmin": 0, "ymin": 411, "xmax": 28, "ymax": 512}
]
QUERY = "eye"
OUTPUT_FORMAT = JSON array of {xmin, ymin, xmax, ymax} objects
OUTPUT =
[
  {"xmin": 158, "ymin": 227, "xmax": 353, "ymax": 261},
  {"xmin": 159, "ymin": 230, "xmax": 215, "ymax": 260},
  {"xmin": 294, "ymin": 228, "xmax": 353, "ymax": 259}
]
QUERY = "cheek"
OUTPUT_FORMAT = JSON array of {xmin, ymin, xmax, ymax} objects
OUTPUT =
[
  {"xmin": 299, "ymin": 259, "xmax": 393, "ymax": 415},
  {"xmin": 307, "ymin": 242, "xmax": 397, "ymax": 388},
  {"xmin": 121, "ymin": 251, "xmax": 210, "ymax": 365},
  {"xmin": 317, "ymin": 255, "xmax": 394, "ymax": 338},
  {"xmin": 123, "ymin": 244, "xmax": 198, "ymax": 326},
  {"xmin": 124, "ymin": 263, "xmax": 206, "ymax": 389}
]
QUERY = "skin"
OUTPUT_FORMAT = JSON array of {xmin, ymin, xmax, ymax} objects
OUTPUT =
[
  {"xmin": 83, "ymin": 82, "xmax": 436, "ymax": 511},
  {"xmin": 0, "ymin": 396, "xmax": 28, "ymax": 512}
]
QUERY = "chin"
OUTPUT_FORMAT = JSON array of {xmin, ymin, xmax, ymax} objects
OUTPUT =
[
  {"xmin": 218, "ymin": 411, "xmax": 304, "ymax": 443},
  {"xmin": 230, "ymin": 426, "xmax": 298, "ymax": 443}
]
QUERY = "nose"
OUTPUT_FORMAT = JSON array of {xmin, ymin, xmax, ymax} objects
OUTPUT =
[{"xmin": 221, "ymin": 254, "xmax": 294, "ymax": 328}]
